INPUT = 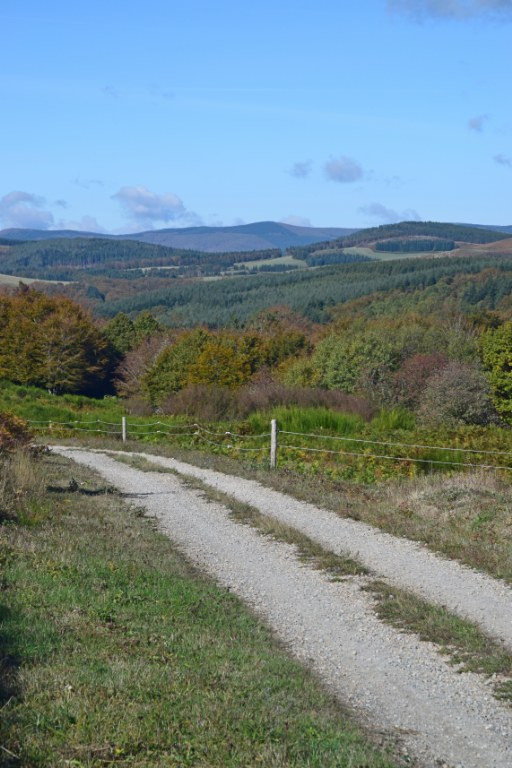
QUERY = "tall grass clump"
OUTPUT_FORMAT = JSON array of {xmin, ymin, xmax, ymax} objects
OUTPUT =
[
  {"xmin": 0, "ymin": 412, "xmax": 47, "ymax": 524},
  {"xmin": 248, "ymin": 405, "xmax": 366, "ymax": 435},
  {"xmin": 370, "ymin": 408, "xmax": 416, "ymax": 433}
]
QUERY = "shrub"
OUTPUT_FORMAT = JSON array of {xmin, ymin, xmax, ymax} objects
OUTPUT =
[
  {"xmin": 236, "ymin": 375, "xmax": 374, "ymax": 420},
  {"xmin": 416, "ymin": 362, "xmax": 498, "ymax": 428},
  {"xmin": 161, "ymin": 384, "xmax": 238, "ymax": 422},
  {"xmin": 0, "ymin": 412, "xmax": 33, "ymax": 453},
  {"xmin": 388, "ymin": 353, "xmax": 449, "ymax": 409}
]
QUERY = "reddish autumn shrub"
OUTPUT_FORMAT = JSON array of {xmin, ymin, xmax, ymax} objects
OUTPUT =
[
  {"xmin": 389, "ymin": 353, "xmax": 449, "ymax": 409},
  {"xmin": 161, "ymin": 384, "xmax": 238, "ymax": 421},
  {"xmin": 236, "ymin": 373, "xmax": 375, "ymax": 420}
]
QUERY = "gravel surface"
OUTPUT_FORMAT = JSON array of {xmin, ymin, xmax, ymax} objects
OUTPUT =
[
  {"xmin": 55, "ymin": 447, "xmax": 512, "ymax": 768},
  {"xmin": 131, "ymin": 451, "xmax": 512, "ymax": 652}
]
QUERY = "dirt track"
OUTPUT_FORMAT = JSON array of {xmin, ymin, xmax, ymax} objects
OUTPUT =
[{"xmin": 55, "ymin": 447, "xmax": 512, "ymax": 768}]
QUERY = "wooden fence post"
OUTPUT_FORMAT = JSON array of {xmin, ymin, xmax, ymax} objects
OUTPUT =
[{"xmin": 270, "ymin": 419, "xmax": 278, "ymax": 469}]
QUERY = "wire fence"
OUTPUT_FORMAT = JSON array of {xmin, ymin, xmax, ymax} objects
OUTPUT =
[{"xmin": 27, "ymin": 416, "xmax": 512, "ymax": 473}]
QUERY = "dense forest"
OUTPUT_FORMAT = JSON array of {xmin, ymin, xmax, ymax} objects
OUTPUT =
[
  {"xmin": 90, "ymin": 252, "xmax": 512, "ymax": 326},
  {"xmin": 0, "ymin": 237, "xmax": 281, "ymax": 281}
]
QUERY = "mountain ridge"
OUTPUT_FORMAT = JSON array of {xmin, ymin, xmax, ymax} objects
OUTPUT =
[{"xmin": 0, "ymin": 221, "xmax": 357, "ymax": 253}]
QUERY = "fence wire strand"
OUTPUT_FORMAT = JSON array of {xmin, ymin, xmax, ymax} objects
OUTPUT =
[
  {"xmin": 279, "ymin": 443, "xmax": 512, "ymax": 471},
  {"xmin": 279, "ymin": 430, "xmax": 512, "ymax": 459}
]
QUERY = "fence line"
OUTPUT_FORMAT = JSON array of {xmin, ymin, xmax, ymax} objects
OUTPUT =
[
  {"xmin": 278, "ymin": 443, "xmax": 512, "ymax": 471},
  {"xmin": 279, "ymin": 429, "xmax": 512, "ymax": 458},
  {"xmin": 26, "ymin": 417, "xmax": 512, "ymax": 472}
]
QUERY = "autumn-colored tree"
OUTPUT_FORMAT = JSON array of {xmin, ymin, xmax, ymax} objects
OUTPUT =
[
  {"xmin": 0, "ymin": 413, "xmax": 33, "ymax": 453},
  {"xmin": 388, "ymin": 353, "xmax": 449, "ymax": 409},
  {"xmin": 187, "ymin": 337, "xmax": 252, "ymax": 389},
  {"xmin": 0, "ymin": 288, "xmax": 112, "ymax": 394}
]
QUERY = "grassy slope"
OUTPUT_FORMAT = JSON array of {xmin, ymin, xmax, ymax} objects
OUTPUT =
[{"xmin": 0, "ymin": 452, "xmax": 399, "ymax": 768}]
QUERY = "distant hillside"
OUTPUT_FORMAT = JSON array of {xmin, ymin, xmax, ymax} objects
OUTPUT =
[
  {"xmin": 0, "ymin": 221, "xmax": 356, "ymax": 253},
  {"xmin": 288, "ymin": 221, "xmax": 512, "ymax": 259},
  {"xmin": 0, "ymin": 237, "xmax": 282, "ymax": 281}
]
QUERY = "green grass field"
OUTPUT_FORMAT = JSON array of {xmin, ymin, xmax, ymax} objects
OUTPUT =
[{"xmin": 0, "ymin": 451, "xmax": 400, "ymax": 767}]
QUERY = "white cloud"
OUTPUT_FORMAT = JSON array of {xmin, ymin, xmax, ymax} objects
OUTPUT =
[
  {"xmin": 324, "ymin": 156, "xmax": 363, "ymax": 183},
  {"xmin": 280, "ymin": 215, "xmax": 313, "ymax": 227},
  {"xmin": 468, "ymin": 114, "xmax": 489, "ymax": 132},
  {"xmin": 0, "ymin": 190, "xmax": 54, "ymax": 229},
  {"xmin": 289, "ymin": 160, "xmax": 313, "ymax": 178},
  {"xmin": 112, "ymin": 185, "xmax": 201, "ymax": 228},
  {"xmin": 494, "ymin": 153, "xmax": 512, "ymax": 168},
  {"xmin": 359, "ymin": 202, "xmax": 421, "ymax": 223},
  {"xmin": 388, "ymin": 0, "xmax": 512, "ymax": 20}
]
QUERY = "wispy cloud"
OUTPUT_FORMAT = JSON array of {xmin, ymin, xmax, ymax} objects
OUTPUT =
[
  {"xmin": 388, "ymin": 0, "xmax": 512, "ymax": 20},
  {"xmin": 324, "ymin": 156, "xmax": 363, "ymax": 183},
  {"xmin": 494, "ymin": 153, "xmax": 512, "ymax": 168},
  {"xmin": 112, "ymin": 185, "xmax": 202, "ymax": 228},
  {"xmin": 102, "ymin": 85, "xmax": 120, "ymax": 98},
  {"xmin": 72, "ymin": 177, "xmax": 104, "ymax": 190},
  {"xmin": 359, "ymin": 202, "xmax": 421, "ymax": 223},
  {"xmin": 0, "ymin": 190, "xmax": 54, "ymax": 229},
  {"xmin": 468, "ymin": 114, "xmax": 489, "ymax": 132},
  {"xmin": 289, "ymin": 160, "xmax": 313, "ymax": 179}
]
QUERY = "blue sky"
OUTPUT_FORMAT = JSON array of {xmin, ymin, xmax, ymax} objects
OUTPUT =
[{"xmin": 1, "ymin": 0, "xmax": 511, "ymax": 233}]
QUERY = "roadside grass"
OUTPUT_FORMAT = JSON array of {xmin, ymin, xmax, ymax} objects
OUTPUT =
[
  {"xmin": 111, "ymin": 452, "xmax": 512, "ymax": 707},
  {"xmin": 0, "ymin": 452, "xmax": 401, "ymax": 768}
]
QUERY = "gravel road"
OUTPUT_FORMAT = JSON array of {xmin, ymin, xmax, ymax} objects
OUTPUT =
[{"xmin": 55, "ymin": 447, "xmax": 512, "ymax": 768}]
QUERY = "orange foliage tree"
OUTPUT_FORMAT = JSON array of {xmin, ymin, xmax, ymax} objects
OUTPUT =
[{"xmin": 0, "ymin": 288, "xmax": 112, "ymax": 394}]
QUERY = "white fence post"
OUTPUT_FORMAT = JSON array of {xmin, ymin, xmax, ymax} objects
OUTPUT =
[
  {"xmin": 270, "ymin": 419, "xmax": 278, "ymax": 469},
  {"xmin": 122, "ymin": 416, "xmax": 127, "ymax": 443}
]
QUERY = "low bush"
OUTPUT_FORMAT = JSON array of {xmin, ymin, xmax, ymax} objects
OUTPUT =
[
  {"xmin": 0, "ymin": 411, "xmax": 33, "ymax": 453},
  {"xmin": 161, "ymin": 384, "xmax": 238, "ymax": 421},
  {"xmin": 417, "ymin": 362, "xmax": 498, "ymax": 428}
]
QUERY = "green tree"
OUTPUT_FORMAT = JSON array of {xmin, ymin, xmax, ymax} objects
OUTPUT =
[
  {"xmin": 480, "ymin": 322, "xmax": 512, "ymax": 421},
  {"xmin": 103, "ymin": 313, "xmax": 137, "ymax": 354},
  {"xmin": 142, "ymin": 329, "xmax": 210, "ymax": 405}
]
